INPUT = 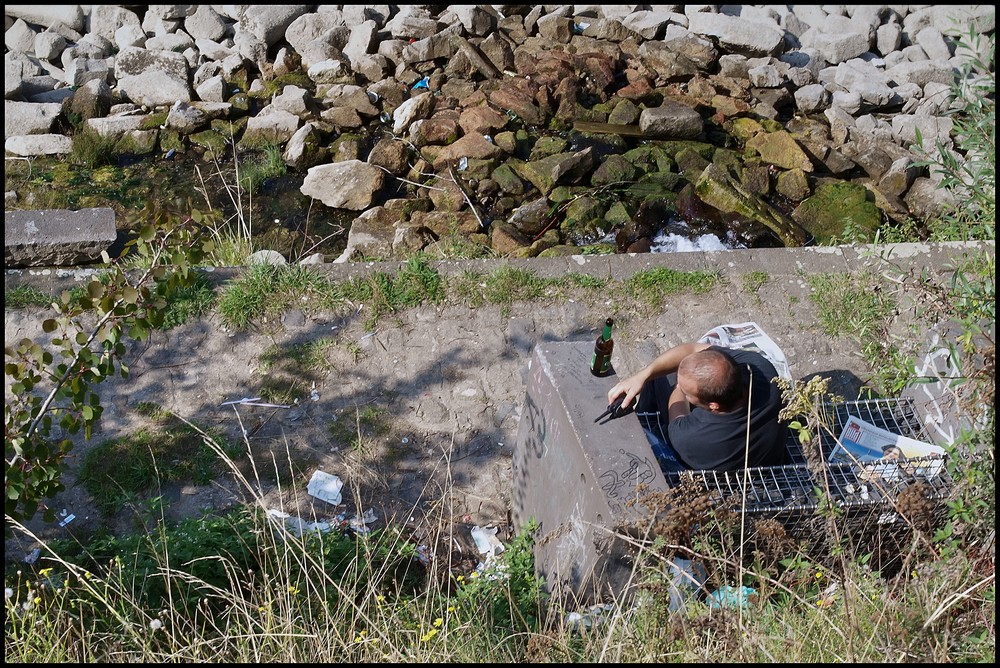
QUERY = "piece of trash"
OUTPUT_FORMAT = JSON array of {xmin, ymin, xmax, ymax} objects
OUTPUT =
[
  {"xmin": 24, "ymin": 548, "xmax": 41, "ymax": 564},
  {"xmin": 310, "ymin": 382, "xmax": 320, "ymax": 402},
  {"xmin": 483, "ymin": 134, "xmax": 493, "ymax": 143},
  {"xmin": 415, "ymin": 545, "xmax": 431, "ymax": 566},
  {"xmin": 220, "ymin": 396, "xmax": 292, "ymax": 409},
  {"xmin": 412, "ymin": 76, "xmax": 430, "ymax": 90},
  {"xmin": 164, "ymin": 148, "xmax": 176, "ymax": 160},
  {"xmin": 306, "ymin": 470, "xmax": 344, "ymax": 505},
  {"xmin": 566, "ymin": 602, "xmax": 614, "ymax": 632},
  {"xmin": 348, "ymin": 508, "xmax": 378, "ymax": 535},
  {"xmin": 470, "ymin": 525, "xmax": 505, "ymax": 557},
  {"xmin": 58, "ymin": 512, "xmax": 76, "ymax": 528},
  {"xmin": 667, "ymin": 558, "xmax": 708, "ymax": 612},
  {"xmin": 367, "ymin": 90, "xmax": 379, "ymax": 104},
  {"xmin": 572, "ymin": 22, "xmax": 590, "ymax": 34},
  {"xmin": 267, "ymin": 508, "xmax": 333, "ymax": 536},
  {"xmin": 707, "ymin": 585, "xmax": 758, "ymax": 609},
  {"xmin": 815, "ymin": 581, "xmax": 840, "ymax": 607},
  {"xmin": 458, "ymin": 156, "xmax": 468, "ymax": 171}
]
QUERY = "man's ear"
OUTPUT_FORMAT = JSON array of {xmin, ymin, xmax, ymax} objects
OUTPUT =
[{"xmin": 706, "ymin": 401, "xmax": 721, "ymax": 412}]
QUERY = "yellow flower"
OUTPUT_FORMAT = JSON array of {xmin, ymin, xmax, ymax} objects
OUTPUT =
[
  {"xmin": 433, "ymin": 617, "xmax": 443, "ymax": 627},
  {"xmin": 469, "ymin": 571, "xmax": 479, "ymax": 579},
  {"xmin": 39, "ymin": 568, "xmax": 53, "ymax": 577},
  {"xmin": 376, "ymin": 595, "xmax": 385, "ymax": 603},
  {"xmin": 448, "ymin": 605, "xmax": 455, "ymax": 613},
  {"xmin": 456, "ymin": 575, "xmax": 465, "ymax": 583},
  {"xmin": 815, "ymin": 571, "xmax": 823, "ymax": 579},
  {"xmin": 354, "ymin": 629, "xmax": 368, "ymax": 643},
  {"xmin": 288, "ymin": 585, "xmax": 300, "ymax": 596},
  {"xmin": 421, "ymin": 628, "xmax": 439, "ymax": 642}
]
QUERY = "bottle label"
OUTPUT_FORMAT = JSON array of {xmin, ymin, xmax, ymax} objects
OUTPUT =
[{"xmin": 591, "ymin": 351, "xmax": 610, "ymax": 375}]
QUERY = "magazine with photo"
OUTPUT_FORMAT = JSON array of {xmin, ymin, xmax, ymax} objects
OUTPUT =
[{"xmin": 829, "ymin": 415, "xmax": 947, "ymax": 479}]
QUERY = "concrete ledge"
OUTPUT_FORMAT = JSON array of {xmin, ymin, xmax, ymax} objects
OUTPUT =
[
  {"xmin": 511, "ymin": 340, "xmax": 667, "ymax": 605},
  {"xmin": 4, "ymin": 207, "xmax": 117, "ymax": 268}
]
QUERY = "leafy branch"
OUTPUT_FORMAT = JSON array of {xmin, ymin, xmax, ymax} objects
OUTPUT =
[{"xmin": 5, "ymin": 208, "xmax": 213, "ymax": 526}]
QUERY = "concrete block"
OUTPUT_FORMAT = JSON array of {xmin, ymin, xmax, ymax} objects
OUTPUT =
[
  {"xmin": 5, "ymin": 207, "xmax": 117, "ymax": 267},
  {"xmin": 512, "ymin": 340, "xmax": 668, "ymax": 605}
]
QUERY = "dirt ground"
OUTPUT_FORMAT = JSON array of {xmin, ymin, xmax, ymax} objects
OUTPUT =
[{"xmin": 6, "ymin": 244, "xmax": 972, "ymax": 565}]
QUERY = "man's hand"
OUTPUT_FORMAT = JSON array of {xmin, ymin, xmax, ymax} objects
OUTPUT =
[{"xmin": 607, "ymin": 372, "xmax": 647, "ymax": 410}]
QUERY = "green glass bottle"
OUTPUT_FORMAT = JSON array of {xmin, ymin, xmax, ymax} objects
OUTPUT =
[{"xmin": 590, "ymin": 318, "xmax": 614, "ymax": 376}]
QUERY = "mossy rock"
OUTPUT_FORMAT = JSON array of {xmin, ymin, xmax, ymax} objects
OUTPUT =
[
  {"xmin": 592, "ymin": 153, "xmax": 640, "ymax": 186},
  {"xmin": 562, "ymin": 195, "xmax": 610, "ymax": 237},
  {"xmin": 189, "ymin": 128, "xmax": 229, "ymax": 155},
  {"xmin": 159, "ymin": 130, "xmax": 185, "ymax": 153},
  {"xmin": 648, "ymin": 139, "xmax": 715, "ymax": 161},
  {"xmin": 492, "ymin": 163, "xmax": 526, "ymax": 195},
  {"xmin": 791, "ymin": 181, "xmax": 881, "ymax": 243},
  {"xmin": 139, "ymin": 111, "xmax": 169, "ymax": 131},
  {"xmin": 528, "ymin": 135, "xmax": 569, "ymax": 161},
  {"xmin": 623, "ymin": 145, "xmax": 675, "ymax": 173},
  {"xmin": 604, "ymin": 200, "xmax": 635, "ymax": 227},
  {"xmin": 548, "ymin": 185, "xmax": 587, "ymax": 204}
]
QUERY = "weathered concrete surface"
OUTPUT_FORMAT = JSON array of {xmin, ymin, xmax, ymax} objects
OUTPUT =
[
  {"xmin": 512, "ymin": 341, "xmax": 668, "ymax": 605},
  {"xmin": 4, "ymin": 207, "xmax": 117, "ymax": 267}
]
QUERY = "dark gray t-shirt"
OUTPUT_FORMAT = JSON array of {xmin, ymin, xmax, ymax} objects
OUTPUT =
[{"xmin": 667, "ymin": 347, "xmax": 790, "ymax": 471}]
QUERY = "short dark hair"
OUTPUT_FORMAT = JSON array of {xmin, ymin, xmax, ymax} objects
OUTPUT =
[{"xmin": 681, "ymin": 348, "xmax": 744, "ymax": 411}]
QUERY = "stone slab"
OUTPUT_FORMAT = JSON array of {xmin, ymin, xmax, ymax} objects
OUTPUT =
[
  {"xmin": 512, "ymin": 340, "xmax": 668, "ymax": 605},
  {"xmin": 5, "ymin": 207, "xmax": 117, "ymax": 267}
]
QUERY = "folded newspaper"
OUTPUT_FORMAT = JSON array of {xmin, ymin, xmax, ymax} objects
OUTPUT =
[
  {"xmin": 698, "ymin": 322, "xmax": 792, "ymax": 382},
  {"xmin": 829, "ymin": 415, "xmax": 947, "ymax": 479}
]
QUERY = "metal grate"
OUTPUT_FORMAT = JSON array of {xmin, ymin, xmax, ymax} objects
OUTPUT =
[{"xmin": 662, "ymin": 397, "xmax": 954, "ymax": 549}]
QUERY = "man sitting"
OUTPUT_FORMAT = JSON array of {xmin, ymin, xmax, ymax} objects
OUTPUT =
[{"xmin": 607, "ymin": 342, "xmax": 790, "ymax": 472}]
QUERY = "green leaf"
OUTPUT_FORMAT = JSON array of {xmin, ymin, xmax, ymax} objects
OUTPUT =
[
  {"xmin": 82, "ymin": 405, "xmax": 94, "ymax": 421},
  {"xmin": 140, "ymin": 225, "xmax": 156, "ymax": 242},
  {"xmin": 42, "ymin": 319, "xmax": 58, "ymax": 333}
]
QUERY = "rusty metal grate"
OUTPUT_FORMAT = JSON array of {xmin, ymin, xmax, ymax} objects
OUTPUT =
[{"xmin": 662, "ymin": 397, "xmax": 953, "ymax": 545}]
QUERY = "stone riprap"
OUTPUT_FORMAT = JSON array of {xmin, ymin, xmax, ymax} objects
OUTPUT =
[{"xmin": 3, "ymin": 5, "xmax": 995, "ymax": 262}]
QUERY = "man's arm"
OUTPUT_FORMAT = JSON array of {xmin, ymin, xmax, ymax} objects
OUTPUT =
[
  {"xmin": 607, "ymin": 341, "xmax": 710, "ymax": 409},
  {"xmin": 667, "ymin": 383, "xmax": 692, "ymax": 422}
]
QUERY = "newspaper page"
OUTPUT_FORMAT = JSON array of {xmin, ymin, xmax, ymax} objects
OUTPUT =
[
  {"xmin": 698, "ymin": 322, "xmax": 792, "ymax": 381},
  {"xmin": 829, "ymin": 415, "xmax": 947, "ymax": 479}
]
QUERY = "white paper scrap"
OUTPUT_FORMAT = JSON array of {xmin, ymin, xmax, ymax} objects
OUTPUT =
[{"xmin": 307, "ymin": 470, "xmax": 344, "ymax": 505}]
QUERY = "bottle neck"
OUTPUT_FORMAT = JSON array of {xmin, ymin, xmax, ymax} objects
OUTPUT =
[{"xmin": 601, "ymin": 322, "xmax": 613, "ymax": 341}]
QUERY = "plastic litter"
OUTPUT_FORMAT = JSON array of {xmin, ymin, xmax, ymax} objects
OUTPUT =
[
  {"xmin": 458, "ymin": 156, "xmax": 469, "ymax": 171},
  {"xmin": 306, "ymin": 470, "xmax": 344, "ymax": 505},
  {"xmin": 566, "ymin": 602, "xmax": 614, "ymax": 632},
  {"xmin": 267, "ymin": 508, "xmax": 333, "ymax": 536},
  {"xmin": 470, "ymin": 525, "xmax": 505, "ymax": 556},
  {"xmin": 708, "ymin": 585, "xmax": 758, "ymax": 609},
  {"xmin": 412, "ymin": 76, "xmax": 430, "ymax": 90},
  {"xmin": 24, "ymin": 548, "xmax": 41, "ymax": 564},
  {"xmin": 348, "ymin": 508, "xmax": 378, "ymax": 535},
  {"xmin": 667, "ymin": 558, "xmax": 708, "ymax": 612},
  {"xmin": 220, "ymin": 396, "xmax": 291, "ymax": 409},
  {"xmin": 57, "ymin": 509, "xmax": 76, "ymax": 527}
]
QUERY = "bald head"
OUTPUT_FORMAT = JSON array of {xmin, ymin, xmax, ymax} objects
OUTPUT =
[{"xmin": 678, "ymin": 348, "xmax": 744, "ymax": 411}]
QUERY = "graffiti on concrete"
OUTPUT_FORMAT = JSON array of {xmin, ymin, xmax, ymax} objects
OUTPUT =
[
  {"xmin": 598, "ymin": 449, "xmax": 657, "ymax": 513},
  {"xmin": 910, "ymin": 330, "xmax": 966, "ymax": 445}
]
